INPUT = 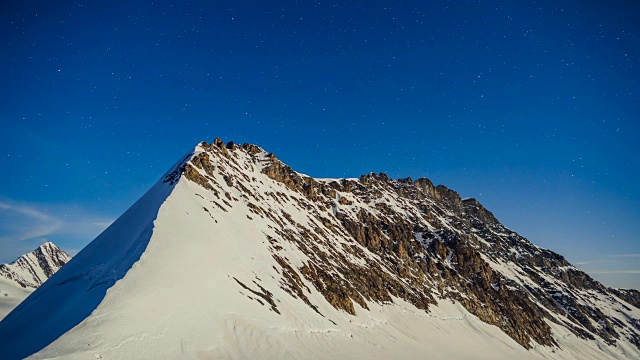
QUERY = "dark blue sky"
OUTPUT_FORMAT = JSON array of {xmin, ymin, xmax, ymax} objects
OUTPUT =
[{"xmin": 1, "ymin": 1, "xmax": 639, "ymax": 288}]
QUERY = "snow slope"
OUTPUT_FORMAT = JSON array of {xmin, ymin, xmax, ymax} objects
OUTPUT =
[
  {"xmin": 0, "ymin": 278, "xmax": 31, "ymax": 321},
  {"xmin": 0, "ymin": 140, "xmax": 638, "ymax": 359}
]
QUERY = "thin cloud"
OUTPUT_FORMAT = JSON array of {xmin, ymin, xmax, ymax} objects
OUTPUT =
[
  {"xmin": 0, "ymin": 199, "xmax": 115, "ymax": 263},
  {"xmin": 572, "ymin": 259, "xmax": 620, "ymax": 266},
  {"xmin": 92, "ymin": 221, "xmax": 114, "ymax": 229},
  {"xmin": 0, "ymin": 201, "xmax": 63, "ymax": 242},
  {"xmin": 604, "ymin": 253, "xmax": 640, "ymax": 258},
  {"xmin": 0, "ymin": 202, "xmax": 50, "ymax": 222},
  {"xmin": 587, "ymin": 270, "xmax": 640, "ymax": 274}
]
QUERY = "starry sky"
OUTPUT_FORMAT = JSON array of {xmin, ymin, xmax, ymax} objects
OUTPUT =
[{"xmin": 1, "ymin": 1, "xmax": 639, "ymax": 289}]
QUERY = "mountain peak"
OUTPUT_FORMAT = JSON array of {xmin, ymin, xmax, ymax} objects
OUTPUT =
[
  {"xmin": 0, "ymin": 242, "xmax": 71, "ymax": 290},
  {"xmin": 0, "ymin": 140, "xmax": 639, "ymax": 359},
  {"xmin": 0, "ymin": 242, "xmax": 71, "ymax": 321},
  {"xmin": 37, "ymin": 241, "xmax": 58, "ymax": 252}
]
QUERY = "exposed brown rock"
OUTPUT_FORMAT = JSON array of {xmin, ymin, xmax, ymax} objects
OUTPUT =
[
  {"xmin": 190, "ymin": 153, "xmax": 215, "ymax": 177},
  {"xmin": 261, "ymin": 154, "xmax": 303, "ymax": 190},
  {"xmin": 233, "ymin": 277, "xmax": 280, "ymax": 314},
  {"xmin": 301, "ymin": 262, "xmax": 356, "ymax": 315},
  {"xmin": 223, "ymin": 174, "xmax": 234, "ymax": 187},
  {"xmin": 183, "ymin": 164, "xmax": 214, "ymax": 190},
  {"xmin": 179, "ymin": 139, "xmax": 640, "ymax": 352},
  {"xmin": 272, "ymin": 254, "xmax": 321, "ymax": 315},
  {"xmin": 204, "ymin": 137, "xmax": 229, "ymax": 157},
  {"xmin": 242, "ymin": 143, "xmax": 262, "ymax": 155}
]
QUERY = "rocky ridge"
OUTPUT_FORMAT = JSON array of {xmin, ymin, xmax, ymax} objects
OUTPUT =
[
  {"xmin": 0, "ymin": 242, "xmax": 71, "ymax": 289},
  {"xmin": 610, "ymin": 288, "xmax": 640, "ymax": 309},
  {"xmin": 176, "ymin": 138, "xmax": 640, "ymax": 352}
]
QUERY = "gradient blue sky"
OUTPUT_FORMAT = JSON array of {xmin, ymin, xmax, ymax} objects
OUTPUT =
[{"xmin": 1, "ymin": 1, "xmax": 639, "ymax": 289}]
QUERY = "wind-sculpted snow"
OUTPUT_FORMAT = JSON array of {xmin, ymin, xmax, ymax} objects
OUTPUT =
[{"xmin": 0, "ymin": 139, "xmax": 638, "ymax": 359}]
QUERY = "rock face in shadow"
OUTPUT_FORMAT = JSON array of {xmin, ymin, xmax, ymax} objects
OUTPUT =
[{"xmin": 611, "ymin": 288, "xmax": 640, "ymax": 309}]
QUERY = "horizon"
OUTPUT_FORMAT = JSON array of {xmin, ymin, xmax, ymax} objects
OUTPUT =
[{"xmin": 1, "ymin": 1, "xmax": 639, "ymax": 291}]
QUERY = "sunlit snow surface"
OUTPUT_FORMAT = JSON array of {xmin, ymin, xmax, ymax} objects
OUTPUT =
[{"xmin": 0, "ymin": 144, "xmax": 637, "ymax": 360}]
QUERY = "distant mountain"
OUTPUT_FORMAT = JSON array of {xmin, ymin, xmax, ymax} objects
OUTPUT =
[
  {"xmin": 0, "ymin": 242, "xmax": 71, "ymax": 320},
  {"xmin": 0, "ymin": 138, "xmax": 638, "ymax": 359}
]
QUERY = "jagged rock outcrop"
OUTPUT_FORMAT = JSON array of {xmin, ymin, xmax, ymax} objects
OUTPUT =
[
  {"xmin": 611, "ymin": 288, "xmax": 640, "ymax": 309},
  {"xmin": 171, "ymin": 137, "xmax": 639, "ymax": 351},
  {"xmin": 0, "ymin": 242, "xmax": 71, "ymax": 289}
]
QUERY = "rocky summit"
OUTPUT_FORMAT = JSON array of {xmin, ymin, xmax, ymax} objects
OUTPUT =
[
  {"xmin": 0, "ymin": 242, "xmax": 71, "ymax": 290},
  {"xmin": 0, "ymin": 242, "xmax": 71, "ymax": 320},
  {"xmin": 0, "ymin": 139, "xmax": 638, "ymax": 359}
]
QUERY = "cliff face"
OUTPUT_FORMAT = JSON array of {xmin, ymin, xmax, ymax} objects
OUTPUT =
[
  {"xmin": 610, "ymin": 288, "xmax": 640, "ymax": 309},
  {"xmin": 190, "ymin": 138, "xmax": 638, "ymax": 351}
]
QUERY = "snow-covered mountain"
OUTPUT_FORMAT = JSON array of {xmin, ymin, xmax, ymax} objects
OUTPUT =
[
  {"xmin": 0, "ymin": 242, "xmax": 71, "ymax": 320},
  {"xmin": 0, "ymin": 138, "xmax": 638, "ymax": 359}
]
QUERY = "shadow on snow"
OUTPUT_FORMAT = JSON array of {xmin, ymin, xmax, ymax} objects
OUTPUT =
[{"xmin": 0, "ymin": 155, "xmax": 189, "ymax": 359}]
